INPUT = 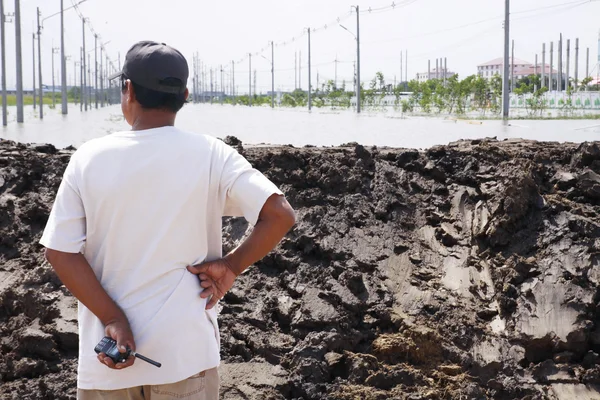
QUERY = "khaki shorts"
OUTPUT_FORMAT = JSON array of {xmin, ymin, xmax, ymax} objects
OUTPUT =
[{"xmin": 77, "ymin": 368, "xmax": 218, "ymax": 400}]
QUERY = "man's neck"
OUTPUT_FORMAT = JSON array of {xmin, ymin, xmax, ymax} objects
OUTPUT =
[{"xmin": 131, "ymin": 111, "xmax": 177, "ymax": 131}]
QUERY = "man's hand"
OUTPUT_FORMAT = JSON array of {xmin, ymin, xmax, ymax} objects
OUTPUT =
[
  {"xmin": 187, "ymin": 259, "xmax": 237, "ymax": 310},
  {"xmin": 97, "ymin": 318, "xmax": 136, "ymax": 370}
]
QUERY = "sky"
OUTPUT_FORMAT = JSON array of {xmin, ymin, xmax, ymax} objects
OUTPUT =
[{"xmin": 3, "ymin": 0, "xmax": 600, "ymax": 93}]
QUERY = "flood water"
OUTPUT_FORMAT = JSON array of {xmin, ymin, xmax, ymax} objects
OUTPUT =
[{"xmin": 1, "ymin": 104, "xmax": 599, "ymax": 149}]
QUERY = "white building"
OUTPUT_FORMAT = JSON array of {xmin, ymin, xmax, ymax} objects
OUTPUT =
[
  {"xmin": 477, "ymin": 57, "xmax": 533, "ymax": 79},
  {"xmin": 416, "ymin": 68, "xmax": 456, "ymax": 83}
]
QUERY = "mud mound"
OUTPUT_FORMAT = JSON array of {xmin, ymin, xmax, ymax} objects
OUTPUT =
[{"xmin": 1, "ymin": 138, "xmax": 600, "ymax": 399}]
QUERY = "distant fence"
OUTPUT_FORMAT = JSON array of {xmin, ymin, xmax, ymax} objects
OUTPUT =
[{"xmin": 511, "ymin": 91, "xmax": 600, "ymax": 110}]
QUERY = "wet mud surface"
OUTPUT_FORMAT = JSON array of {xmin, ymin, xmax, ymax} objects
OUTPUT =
[{"xmin": 1, "ymin": 137, "xmax": 600, "ymax": 399}]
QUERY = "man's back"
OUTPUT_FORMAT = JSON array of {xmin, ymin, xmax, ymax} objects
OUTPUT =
[
  {"xmin": 42, "ymin": 127, "xmax": 263, "ymax": 389},
  {"xmin": 41, "ymin": 40, "xmax": 294, "ymax": 398}
]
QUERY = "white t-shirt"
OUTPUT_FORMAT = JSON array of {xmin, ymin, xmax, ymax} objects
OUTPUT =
[{"xmin": 40, "ymin": 126, "xmax": 282, "ymax": 390}]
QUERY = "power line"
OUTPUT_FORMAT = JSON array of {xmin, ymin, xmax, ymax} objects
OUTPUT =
[{"xmin": 364, "ymin": 0, "xmax": 594, "ymax": 45}]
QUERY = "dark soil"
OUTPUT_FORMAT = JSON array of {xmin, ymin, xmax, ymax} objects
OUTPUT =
[{"xmin": 1, "ymin": 137, "xmax": 600, "ymax": 400}]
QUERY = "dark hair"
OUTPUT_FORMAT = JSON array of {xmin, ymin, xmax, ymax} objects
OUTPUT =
[{"xmin": 121, "ymin": 75, "xmax": 187, "ymax": 113}]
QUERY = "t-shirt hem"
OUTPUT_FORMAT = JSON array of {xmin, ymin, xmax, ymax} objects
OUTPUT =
[{"xmin": 76, "ymin": 360, "xmax": 221, "ymax": 390}]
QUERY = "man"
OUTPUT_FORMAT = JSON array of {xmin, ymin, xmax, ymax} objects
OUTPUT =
[{"xmin": 41, "ymin": 41, "xmax": 295, "ymax": 399}]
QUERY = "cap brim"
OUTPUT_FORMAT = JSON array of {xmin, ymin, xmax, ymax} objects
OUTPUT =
[{"xmin": 108, "ymin": 71, "xmax": 123, "ymax": 81}]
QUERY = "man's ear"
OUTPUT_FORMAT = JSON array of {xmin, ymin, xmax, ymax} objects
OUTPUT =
[
  {"xmin": 127, "ymin": 80, "xmax": 136, "ymax": 104},
  {"xmin": 184, "ymin": 88, "xmax": 189, "ymax": 101}
]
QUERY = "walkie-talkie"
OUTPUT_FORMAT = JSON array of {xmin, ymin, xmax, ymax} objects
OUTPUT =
[{"xmin": 94, "ymin": 337, "xmax": 162, "ymax": 368}]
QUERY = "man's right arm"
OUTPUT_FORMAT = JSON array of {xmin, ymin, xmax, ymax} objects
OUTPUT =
[{"xmin": 45, "ymin": 249, "xmax": 136, "ymax": 369}]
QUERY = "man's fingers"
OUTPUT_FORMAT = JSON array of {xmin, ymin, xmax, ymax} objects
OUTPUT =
[
  {"xmin": 187, "ymin": 264, "xmax": 210, "ymax": 275},
  {"xmin": 115, "ymin": 356, "xmax": 135, "ymax": 369},
  {"xmin": 206, "ymin": 296, "xmax": 219, "ymax": 310},
  {"xmin": 200, "ymin": 287, "xmax": 214, "ymax": 299},
  {"xmin": 101, "ymin": 355, "xmax": 116, "ymax": 369},
  {"xmin": 200, "ymin": 279, "xmax": 212, "ymax": 289},
  {"xmin": 187, "ymin": 265, "xmax": 201, "ymax": 275}
]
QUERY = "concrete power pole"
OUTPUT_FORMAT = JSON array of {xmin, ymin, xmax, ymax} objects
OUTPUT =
[
  {"xmin": 294, "ymin": 52, "xmax": 297, "ymax": 90},
  {"xmin": 558, "ymin": 34, "xmax": 562, "ymax": 91},
  {"xmin": 575, "ymin": 38, "xmax": 579, "ymax": 89},
  {"xmin": 15, "ymin": 0, "xmax": 23, "ymax": 122},
  {"xmin": 79, "ymin": 47, "xmax": 83, "ymax": 111},
  {"xmin": 82, "ymin": 18, "xmax": 87, "ymax": 111},
  {"xmin": 586, "ymin": 47, "xmax": 589, "ymax": 78},
  {"xmin": 511, "ymin": 40, "xmax": 515, "ymax": 91},
  {"xmin": 550, "ymin": 42, "xmax": 554, "ymax": 90},
  {"xmin": 36, "ymin": 8, "xmax": 42, "ymax": 118},
  {"xmin": 1, "ymin": 0, "xmax": 7, "ymax": 126},
  {"xmin": 271, "ymin": 41, "xmax": 274, "ymax": 108},
  {"xmin": 299, "ymin": 51, "xmax": 302, "ymax": 90},
  {"xmin": 32, "ymin": 34, "xmax": 36, "ymax": 110},
  {"xmin": 60, "ymin": 0, "xmax": 67, "ymax": 115},
  {"xmin": 94, "ymin": 34, "xmax": 98, "ymax": 109},
  {"xmin": 400, "ymin": 51, "xmax": 403, "ymax": 87},
  {"xmin": 566, "ymin": 39, "xmax": 570, "ymax": 91},
  {"xmin": 232, "ymin": 60, "xmax": 235, "ymax": 103},
  {"xmin": 88, "ymin": 53, "xmax": 91, "ymax": 107},
  {"xmin": 542, "ymin": 43, "xmax": 546, "ymax": 89},
  {"xmin": 428, "ymin": 59, "xmax": 430, "ymax": 80},
  {"xmin": 308, "ymin": 27, "xmax": 312, "ymax": 111},
  {"xmin": 355, "ymin": 5, "xmax": 361, "ymax": 114},
  {"xmin": 100, "ymin": 46, "xmax": 103, "ymax": 107},
  {"xmin": 444, "ymin": 57, "xmax": 448, "ymax": 85},
  {"xmin": 502, "ymin": 0, "xmax": 510, "ymax": 119},
  {"xmin": 534, "ymin": 54, "xmax": 538, "ymax": 91},
  {"xmin": 404, "ymin": 50, "xmax": 408, "ymax": 91},
  {"xmin": 248, "ymin": 54, "xmax": 252, "ymax": 107}
]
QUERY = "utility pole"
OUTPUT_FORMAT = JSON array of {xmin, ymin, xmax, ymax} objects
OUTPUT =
[
  {"xmin": 308, "ymin": 27, "xmax": 312, "ymax": 111},
  {"xmin": 550, "ymin": 42, "xmax": 554, "ymax": 90},
  {"xmin": 73, "ymin": 59, "xmax": 78, "ymax": 106},
  {"xmin": 428, "ymin": 59, "xmax": 430, "ymax": 80},
  {"xmin": 575, "ymin": 38, "xmax": 579, "ymax": 89},
  {"xmin": 299, "ymin": 51, "xmax": 302, "ymax": 90},
  {"xmin": 566, "ymin": 39, "xmax": 570, "ymax": 91},
  {"xmin": 436, "ymin": 58, "xmax": 439, "ymax": 80},
  {"xmin": 400, "ymin": 51, "xmax": 403, "ymax": 87},
  {"xmin": 1, "ymin": 0, "xmax": 8, "ymax": 126},
  {"xmin": 271, "ymin": 41, "xmax": 274, "ymax": 108},
  {"xmin": 60, "ymin": 0, "xmax": 67, "ymax": 115},
  {"xmin": 355, "ymin": 5, "xmax": 361, "ymax": 114},
  {"xmin": 220, "ymin": 65, "xmax": 223, "ymax": 105},
  {"xmin": 542, "ymin": 43, "xmax": 546, "ymax": 89},
  {"xmin": 232, "ymin": 60, "xmax": 235, "ymax": 104},
  {"xmin": 87, "ymin": 53, "xmax": 91, "ymax": 107},
  {"xmin": 501, "ymin": 0, "xmax": 510, "ymax": 119},
  {"xmin": 248, "ymin": 54, "xmax": 252, "ymax": 107},
  {"xmin": 210, "ymin": 68, "xmax": 213, "ymax": 105},
  {"xmin": 444, "ymin": 57, "xmax": 448, "ymax": 85},
  {"xmin": 558, "ymin": 34, "xmax": 562, "ymax": 91},
  {"xmin": 36, "ymin": 8, "xmax": 42, "ymax": 118},
  {"xmin": 100, "ymin": 45, "xmax": 104, "ymax": 107},
  {"xmin": 94, "ymin": 34, "xmax": 98, "ymax": 109},
  {"xmin": 586, "ymin": 47, "xmax": 589, "ymax": 78},
  {"xmin": 82, "ymin": 18, "xmax": 87, "ymax": 111},
  {"xmin": 511, "ymin": 40, "xmax": 514, "ymax": 91},
  {"xmin": 534, "ymin": 54, "xmax": 538, "ymax": 91},
  {"xmin": 32, "ymin": 33, "xmax": 36, "ymax": 110},
  {"xmin": 294, "ymin": 52, "xmax": 297, "ymax": 90},
  {"xmin": 334, "ymin": 56, "xmax": 338, "ymax": 89},
  {"xmin": 404, "ymin": 50, "xmax": 408, "ymax": 85},
  {"xmin": 80, "ymin": 47, "xmax": 83, "ymax": 111},
  {"xmin": 15, "ymin": 0, "xmax": 23, "ymax": 122}
]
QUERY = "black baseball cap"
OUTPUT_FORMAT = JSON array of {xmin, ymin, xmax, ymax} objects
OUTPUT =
[{"xmin": 109, "ymin": 41, "xmax": 188, "ymax": 94}]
